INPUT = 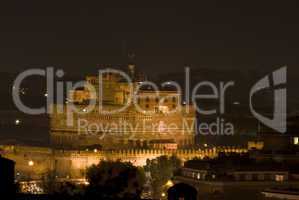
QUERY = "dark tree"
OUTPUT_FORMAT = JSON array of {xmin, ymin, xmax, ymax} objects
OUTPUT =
[
  {"xmin": 144, "ymin": 155, "xmax": 181, "ymax": 199},
  {"xmin": 85, "ymin": 160, "xmax": 145, "ymax": 200},
  {"xmin": 42, "ymin": 170, "xmax": 84, "ymax": 199}
]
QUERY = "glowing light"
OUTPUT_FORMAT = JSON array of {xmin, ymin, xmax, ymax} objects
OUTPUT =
[
  {"xmin": 294, "ymin": 137, "xmax": 299, "ymax": 145},
  {"xmin": 28, "ymin": 160, "xmax": 34, "ymax": 166},
  {"xmin": 161, "ymin": 192, "xmax": 166, "ymax": 197},
  {"xmin": 204, "ymin": 143, "xmax": 208, "ymax": 147},
  {"xmin": 197, "ymin": 173, "xmax": 201, "ymax": 179},
  {"xmin": 44, "ymin": 93, "xmax": 48, "ymax": 97},
  {"xmin": 93, "ymin": 149, "xmax": 98, "ymax": 153},
  {"xmin": 159, "ymin": 106, "xmax": 169, "ymax": 113},
  {"xmin": 165, "ymin": 180, "xmax": 173, "ymax": 187},
  {"xmin": 15, "ymin": 119, "xmax": 21, "ymax": 125},
  {"xmin": 275, "ymin": 175, "xmax": 284, "ymax": 182}
]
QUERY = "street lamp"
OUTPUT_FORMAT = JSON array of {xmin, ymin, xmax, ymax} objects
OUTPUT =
[{"xmin": 28, "ymin": 160, "xmax": 34, "ymax": 181}]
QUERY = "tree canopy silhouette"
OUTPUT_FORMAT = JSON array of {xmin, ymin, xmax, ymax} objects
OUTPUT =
[{"xmin": 85, "ymin": 160, "xmax": 145, "ymax": 200}]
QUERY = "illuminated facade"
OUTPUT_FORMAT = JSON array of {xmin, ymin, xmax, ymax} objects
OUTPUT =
[{"xmin": 50, "ymin": 65, "xmax": 196, "ymax": 149}]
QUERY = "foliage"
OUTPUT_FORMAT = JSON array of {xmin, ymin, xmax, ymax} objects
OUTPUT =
[
  {"xmin": 42, "ymin": 170, "xmax": 84, "ymax": 199},
  {"xmin": 42, "ymin": 170, "xmax": 57, "ymax": 194},
  {"xmin": 85, "ymin": 160, "xmax": 145, "ymax": 200},
  {"xmin": 144, "ymin": 155, "xmax": 182, "ymax": 198}
]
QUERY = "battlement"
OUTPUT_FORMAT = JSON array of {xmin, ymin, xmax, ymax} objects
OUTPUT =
[{"xmin": 0, "ymin": 145, "xmax": 247, "ymax": 180}]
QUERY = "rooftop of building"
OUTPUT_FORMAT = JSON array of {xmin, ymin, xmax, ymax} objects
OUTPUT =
[
  {"xmin": 183, "ymin": 153, "xmax": 290, "ymax": 172},
  {"xmin": 0, "ymin": 155, "xmax": 15, "ymax": 165}
]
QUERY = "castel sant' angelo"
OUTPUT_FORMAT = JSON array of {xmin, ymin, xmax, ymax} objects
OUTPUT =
[
  {"xmin": 50, "ymin": 62, "xmax": 195, "ymax": 150},
  {"xmin": 0, "ymin": 63, "xmax": 247, "ymax": 181}
]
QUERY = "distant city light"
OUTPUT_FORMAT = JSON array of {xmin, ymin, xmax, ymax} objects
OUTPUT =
[
  {"xmin": 20, "ymin": 88, "xmax": 27, "ymax": 95},
  {"xmin": 15, "ymin": 119, "xmax": 21, "ymax": 125},
  {"xmin": 197, "ymin": 173, "xmax": 201, "ymax": 179},
  {"xmin": 93, "ymin": 148, "xmax": 98, "ymax": 153},
  {"xmin": 204, "ymin": 143, "xmax": 208, "ymax": 147}
]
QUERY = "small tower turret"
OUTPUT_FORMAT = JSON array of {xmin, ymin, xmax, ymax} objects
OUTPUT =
[{"xmin": 128, "ymin": 52, "xmax": 136, "ymax": 79}]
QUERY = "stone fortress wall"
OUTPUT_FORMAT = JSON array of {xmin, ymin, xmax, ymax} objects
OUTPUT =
[
  {"xmin": 0, "ymin": 145, "xmax": 247, "ymax": 181},
  {"xmin": 50, "ymin": 103, "xmax": 195, "ymax": 149}
]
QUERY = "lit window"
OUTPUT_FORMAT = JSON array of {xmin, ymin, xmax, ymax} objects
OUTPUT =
[
  {"xmin": 294, "ymin": 137, "xmax": 299, "ymax": 145},
  {"xmin": 275, "ymin": 175, "xmax": 284, "ymax": 182}
]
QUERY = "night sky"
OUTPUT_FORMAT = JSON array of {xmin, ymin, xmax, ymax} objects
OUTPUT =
[
  {"xmin": 0, "ymin": 1, "xmax": 298, "ymax": 145},
  {"xmin": 0, "ymin": 1, "xmax": 298, "ymax": 76}
]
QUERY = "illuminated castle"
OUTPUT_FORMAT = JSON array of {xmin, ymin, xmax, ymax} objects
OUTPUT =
[
  {"xmin": 0, "ymin": 62, "xmax": 249, "ymax": 184},
  {"xmin": 50, "ymin": 64, "xmax": 196, "ymax": 150}
]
